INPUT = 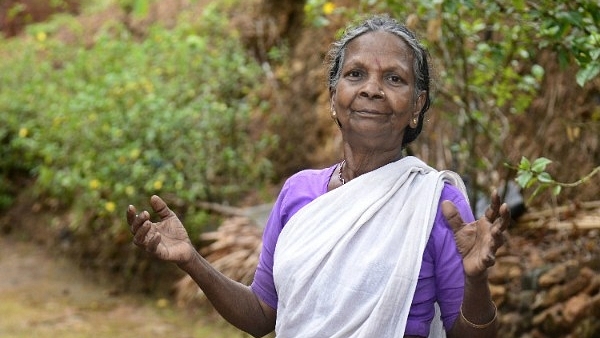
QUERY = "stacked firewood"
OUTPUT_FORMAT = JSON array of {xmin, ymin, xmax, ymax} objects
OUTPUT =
[
  {"xmin": 515, "ymin": 201, "xmax": 600, "ymax": 231},
  {"xmin": 173, "ymin": 216, "xmax": 262, "ymax": 307},
  {"xmin": 173, "ymin": 202, "xmax": 600, "ymax": 337},
  {"xmin": 491, "ymin": 200, "xmax": 600, "ymax": 337}
]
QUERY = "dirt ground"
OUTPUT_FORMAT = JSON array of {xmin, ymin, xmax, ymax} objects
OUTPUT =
[{"xmin": 0, "ymin": 234, "xmax": 248, "ymax": 338}]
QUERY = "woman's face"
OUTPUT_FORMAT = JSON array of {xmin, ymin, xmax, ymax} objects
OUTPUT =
[{"xmin": 331, "ymin": 31, "xmax": 425, "ymax": 153}]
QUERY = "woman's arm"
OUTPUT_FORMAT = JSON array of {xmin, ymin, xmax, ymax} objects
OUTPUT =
[
  {"xmin": 443, "ymin": 190, "xmax": 510, "ymax": 338},
  {"xmin": 178, "ymin": 251, "xmax": 276, "ymax": 337},
  {"xmin": 128, "ymin": 195, "xmax": 276, "ymax": 337}
]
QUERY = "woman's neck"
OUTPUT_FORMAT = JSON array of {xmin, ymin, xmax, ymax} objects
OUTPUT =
[{"xmin": 341, "ymin": 146, "xmax": 405, "ymax": 183}]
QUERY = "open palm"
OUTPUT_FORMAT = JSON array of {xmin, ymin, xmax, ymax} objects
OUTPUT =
[
  {"xmin": 442, "ymin": 190, "xmax": 510, "ymax": 277},
  {"xmin": 127, "ymin": 195, "xmax": 195, "ymax": 264}
]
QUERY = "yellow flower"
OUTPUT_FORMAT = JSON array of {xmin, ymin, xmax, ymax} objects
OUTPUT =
[
  {"xmin": 153, "ymin": 180, "xmax": 163, "ymax": 190},
  {"xmin": 322, "ymin": 2, "xmax": 335, "ymax": 15},
  {"xmin": 18, "ymin": 128, "xmax": 28, "ymax": 138},
  {"xmin": 125, "ymin": 186, "xmax": 135, "ymax": 196},
  {"xmin": 130, "ymin": 148, "xmax": 141, "ymax": 159},
  {"xmin": 105, "ymin": 201, "xmax": 116, "ymax": 213},
  {"xmin": 36, "ymin": 31, "xmax": 47, "ymax": 42},
  {"xmin": 89, "ymin": 179, "xmax": 101, "ymax": 190}
]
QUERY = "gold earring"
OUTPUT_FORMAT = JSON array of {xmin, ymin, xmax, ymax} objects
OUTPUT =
[
  {"xmin": 332, "ymin": 110, "xmax": 342, "ymax": 128},
  {"xmin": 413, "ymin": 117, "xmax": 418, "ymax": 125}
]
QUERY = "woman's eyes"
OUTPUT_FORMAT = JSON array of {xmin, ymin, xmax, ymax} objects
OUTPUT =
[
  {"xmin": 387, "ymin": 75, "xmax": 402, "ymax": 84},
  {"xmin": 345, "ymin": 70, "xmax": 405, "ymax": 85},
  {"xmin": 347, "ymin": 70, "xmax": 362, "ymax": 78}
]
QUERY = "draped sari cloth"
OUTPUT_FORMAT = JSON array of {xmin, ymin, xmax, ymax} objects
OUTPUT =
[{"xmin": 273, "ymin": 156, "xmax": 468, "ymax": 337}]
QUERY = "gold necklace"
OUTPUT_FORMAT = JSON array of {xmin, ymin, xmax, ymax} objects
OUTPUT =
[{"xmin": 338, "ymin": 160, "xmax": 346, "ymax": 185}]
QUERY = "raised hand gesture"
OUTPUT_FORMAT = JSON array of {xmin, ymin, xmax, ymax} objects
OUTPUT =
[
  {"xmin": 442, "ymin": 190, "xmax": 510, "ymax": 277},
  {"xmin": 127, "ymin": 195, "xmax": 195, "ymax": 264}
]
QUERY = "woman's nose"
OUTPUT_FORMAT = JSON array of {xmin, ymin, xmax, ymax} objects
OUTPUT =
[{"xmin": 359, "ymin": 79, "xmax": 385, "ymax": 99}]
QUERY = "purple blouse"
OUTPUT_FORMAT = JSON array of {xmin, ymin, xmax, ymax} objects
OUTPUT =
[{"xmin": 250, "ymin": 164, "xmax": 475, "ymax": 336}]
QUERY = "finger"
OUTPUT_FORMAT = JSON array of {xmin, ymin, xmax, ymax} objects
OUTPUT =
[
  {"xmin": 490, "ymin": 204, "xmax": 510, "ymax": 252},
  {"xmin": 131, "ymin": 210, "xmax": 150, "ymax": 234},
  {"xmin": 147, "ymin": 232, "xmax": 161, "ymax": 253},
  {"xmin": 498, "ymin": 202, "xmax": 511, "ymax": 232},
  {"xmin": 484, "ymin": 252, "xmax": 496, "ymax": 267},
  {"xmin": 484, "ymin": 189, "xmax": 501, "ymax": 222},
  {"xmin": 133, "ymin": 221, "xmax": 152, "ymax": 246},
  {"xmin": 442, "ymin": 200, "xmax": 464, "ymax": 234},
  {"xmin": 489, "ymin": 226, "xmax": 504, "ymax": 252},
  {"xmin": 126, "ymin": 205, "xmax": 137, "ymax": 226},
  {"xmin": 150, "ymin": 195, "xmax": 174, "ymax": 220}
]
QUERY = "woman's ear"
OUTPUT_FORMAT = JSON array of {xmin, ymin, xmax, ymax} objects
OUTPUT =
[
  {"xmin": 413, "ymin": 91, "xmax": 426, "ymax": 116},
  {"xmin": 410, "ymin": 92, "xmax": 426, "ymax": 128},
  {"xmin": 329, "ymin": 90, "xmax": 342, "ymax": 128}
]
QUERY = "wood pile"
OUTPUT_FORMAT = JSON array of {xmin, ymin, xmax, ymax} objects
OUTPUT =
[
  {"xmin": 173, "ymin": 216, "xmax": 262, "ymax": 307},
  {"xmin": 492, "ymin": 200, "xmax": 600, "ymax": 337},
  {"xmin": 515, "ymin": 201, "xmax": 600, "ymax": 231},
  {"xmin": 173, "ymin": 201, "xmax": 600, "ymax": 337}
]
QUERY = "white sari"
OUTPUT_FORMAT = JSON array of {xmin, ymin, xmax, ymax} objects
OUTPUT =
[{"xmin": 273, "ymin": 157, "xmax": 467, "ymax": 337}]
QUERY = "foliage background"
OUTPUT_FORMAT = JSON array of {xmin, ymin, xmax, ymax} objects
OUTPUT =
[{"xmin": 0, "ymin": 0, "xmax": 277, "ymax": 287}]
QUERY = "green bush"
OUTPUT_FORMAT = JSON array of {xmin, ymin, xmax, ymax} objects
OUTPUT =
[{"xmin": 0, "ymin": 3, "xmax": 275, "ymax": 282}]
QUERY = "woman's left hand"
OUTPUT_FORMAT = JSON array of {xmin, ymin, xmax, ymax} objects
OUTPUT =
[{"xmin": 442, "ymin": 190, "xmax": 510, "ymax": 277}]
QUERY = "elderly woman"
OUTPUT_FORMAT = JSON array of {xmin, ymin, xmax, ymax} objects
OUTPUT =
[{"xmin": 128, "ymin": 15, "xmax": 509, "ymax": 338}]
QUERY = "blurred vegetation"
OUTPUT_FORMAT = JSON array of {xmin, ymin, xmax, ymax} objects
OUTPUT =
[{"xmin": 0, "ymin": 1, "xmax": 276, "ymax": 284}]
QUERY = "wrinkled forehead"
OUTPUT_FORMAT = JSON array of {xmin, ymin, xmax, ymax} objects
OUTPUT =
[
  {"xmin": 344, "ymin": 31, "xmax": 414, "ymax": 64},
  {"xmin": 343, "ymin": 31, "xmax": 415, "ymax": 69}
]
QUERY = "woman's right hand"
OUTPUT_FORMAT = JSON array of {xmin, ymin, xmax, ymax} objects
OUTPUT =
[
  {"xmin": 442, "ymin": 190, "xmax": 510, "ymax": 277},
  {"xmin": 127, "ymin": 195, "xmax": 195, "ymax": 264}
]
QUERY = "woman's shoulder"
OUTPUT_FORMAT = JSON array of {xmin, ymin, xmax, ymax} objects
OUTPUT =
[
  {"xmin": 282, "ymin": 165, "xmax": 337, "ymax": 193},
  {"xmin": 287, "ymin": 165, "xmax": 336, "ymax": 182},
  {"xmin": 275, "ymin": 164, "xmax": 337, "ymax": 218}
]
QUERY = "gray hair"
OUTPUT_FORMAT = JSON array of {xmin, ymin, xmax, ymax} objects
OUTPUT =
[{"xmin": 326, "ymin": 15, "xmax": 432, "ymax": 145}]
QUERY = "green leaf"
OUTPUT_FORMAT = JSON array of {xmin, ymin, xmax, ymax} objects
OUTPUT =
[
  {"xmin": 531, "ymin": 157, "xmax": 552, "ymax": 173},
  {"xmin": 531, "ymin": 64, "xmax": 545, "ymax": 80},
  {"xmin": 552, "ymin": 185, "xmax": 562, "ymax": 196},
  {"xmin": 576, "ymin": 62, "xmax": 600, "ymax": 87},
  {"xmin": 516, "ymin": 171, "xmax": 533, "ymax": 188},
  {"xmin": 530, "ymin": 185, "xmax": 545, "ymax": 199},
  {"xmin": 591, "ymin": 48, "xmax": 600, "ymax": 61},
  {"xmin": 518, "ymin": 156, "xmax": 531, "ymax": 171},
  {"xmin": 556, "ymin": 11, "xmax": 584, "ymax": 28},
  {"xmin": 537, "ymin": 172, "xmax": 553, "ymax": 183}
]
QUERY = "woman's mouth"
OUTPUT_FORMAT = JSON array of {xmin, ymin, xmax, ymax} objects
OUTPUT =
[{"xmin": 352, "ymin": 109, "xmax": 391, "ymax": 117}]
